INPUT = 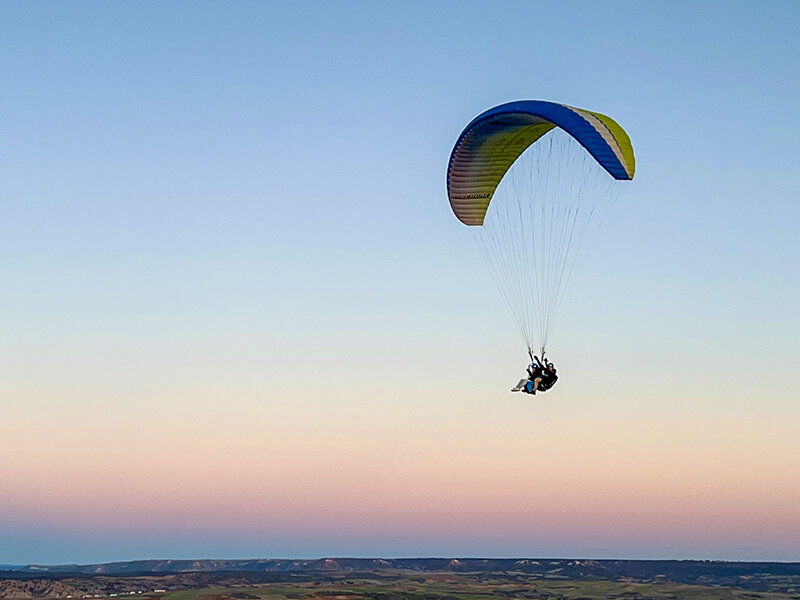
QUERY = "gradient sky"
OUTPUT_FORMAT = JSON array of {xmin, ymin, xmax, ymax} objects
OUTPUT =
[{"xmin": 1, "ymin": 1, "xmax": 799, "ymax": 565}]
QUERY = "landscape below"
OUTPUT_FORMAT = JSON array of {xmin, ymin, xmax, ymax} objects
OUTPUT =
[{"xmin": 2, "ymin": 559, "xmax": 800, "ymax": 600}]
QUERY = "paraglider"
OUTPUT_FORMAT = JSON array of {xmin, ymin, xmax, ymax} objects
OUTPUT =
[
  {"xmin": 446, "ymin": 100, "xmax": 635, "ymax": 393},
  {"xmin": 511, "ymin": 353, "xmax": 557, "ymax": 395}
]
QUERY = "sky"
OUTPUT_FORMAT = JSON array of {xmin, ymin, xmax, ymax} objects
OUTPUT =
[{"xmin": 1, "ymin": 1, "xmax": 799, "ymax": 564}]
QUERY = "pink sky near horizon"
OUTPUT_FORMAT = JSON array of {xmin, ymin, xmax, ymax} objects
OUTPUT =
[{"xmin": 4, "ymin": 394, "xmax": 799, "ymax": 561}]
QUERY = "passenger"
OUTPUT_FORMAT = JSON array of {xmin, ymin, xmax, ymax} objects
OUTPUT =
[
  {"xmin": 525, "ymin": 360, "xmax": 543, "ymax": 394},
  {"xmin": 512, "ymin": 359, "xmax": 542, "ymax": 394}
]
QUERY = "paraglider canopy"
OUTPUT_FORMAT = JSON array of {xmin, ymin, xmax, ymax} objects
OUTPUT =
[{"xmin": 447, "ymin": 100, "xmax": 635, "ymax": 226}]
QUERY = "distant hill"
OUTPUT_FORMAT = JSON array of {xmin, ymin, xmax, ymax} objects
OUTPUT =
[{"xmin": 7, "ymin": 557, "xmax": 800, "ymax": 582}]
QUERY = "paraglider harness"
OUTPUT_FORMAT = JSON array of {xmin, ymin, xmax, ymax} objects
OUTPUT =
[{"xmin": 538, "ymin": 366, "xmax": 558, "ymax": 391}]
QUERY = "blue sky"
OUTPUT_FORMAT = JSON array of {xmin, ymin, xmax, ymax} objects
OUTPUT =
[{"xmin": 1, "ymin": 1, "xmax": 799, "ymax": 564}]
